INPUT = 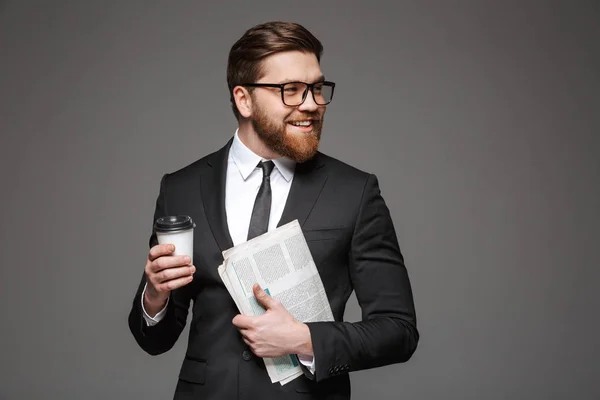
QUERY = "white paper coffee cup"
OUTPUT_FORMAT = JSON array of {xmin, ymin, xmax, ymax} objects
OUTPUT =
[{"xmin": 154, "ymin": 215, "xmax": 195, "ymax": 263}]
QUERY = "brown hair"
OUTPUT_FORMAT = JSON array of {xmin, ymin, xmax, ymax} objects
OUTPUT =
[{"xmin": 227, "ymin": 21, "xmax": 324, "ymax": 119}]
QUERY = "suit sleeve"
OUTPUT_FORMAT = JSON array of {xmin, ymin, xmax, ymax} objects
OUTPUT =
[
  {"xmin": 127, "ymin": 173, "xmax": 194, "ymax": 355},
  {"xmin": 306, "ymin": 174, "xmax": 419, "ymax": 381}
]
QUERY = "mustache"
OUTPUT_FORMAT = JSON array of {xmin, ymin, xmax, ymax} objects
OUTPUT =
[{"xmin": 285, "ymin": 113, "xmax": 322, "ymax": 123}]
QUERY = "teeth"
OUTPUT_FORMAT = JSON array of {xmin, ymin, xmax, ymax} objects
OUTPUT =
[{"xmin": 290, "ymin": 121, "xmax": 312, "ymax": 126}]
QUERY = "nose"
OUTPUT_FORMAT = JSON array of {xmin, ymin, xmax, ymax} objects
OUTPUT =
[{"xmin": 298, "ymin": 88, "xmax": 319, "ymax": 112}]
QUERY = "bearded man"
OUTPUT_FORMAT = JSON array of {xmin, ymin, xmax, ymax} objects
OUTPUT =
[{"xmin": 128, "ymin": 20, "xmax": 418, "ymax": 400}]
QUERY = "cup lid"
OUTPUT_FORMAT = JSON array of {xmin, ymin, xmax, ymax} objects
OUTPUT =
[{"xmin": 154, "ymin": 215, "xmax": 195, "ymax": 232}]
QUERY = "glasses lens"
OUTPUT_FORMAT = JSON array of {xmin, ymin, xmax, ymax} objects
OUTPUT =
[
  {"xmin": 282, "ymin": 82, "xmax": 307, "ymax": 106},
  {"xmin": 282, "ymin": 82, "xmax": 334, "ymax": 106},
  {"xmin": 312, "ymin": 82, "xmax": 333, "ymax": 105}
]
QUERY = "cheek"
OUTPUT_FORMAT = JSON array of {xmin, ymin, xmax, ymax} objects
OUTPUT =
[
  {"xmin": 281, "ymin": 110, "xmax": 295, "ymax": 123},
  {"xmin": 255, "ymin": 97, "xmax": 288, "ymax": 119}
]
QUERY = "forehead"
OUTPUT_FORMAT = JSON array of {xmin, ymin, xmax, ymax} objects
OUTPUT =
[{"xmin": 258, "ymin": 51, "xmax": 323, "ymax": 83}]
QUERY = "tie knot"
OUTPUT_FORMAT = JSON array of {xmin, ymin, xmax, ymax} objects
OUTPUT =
[{"xmin": 259, "ymin": 160, "xmax": 275, "ymax": 178}]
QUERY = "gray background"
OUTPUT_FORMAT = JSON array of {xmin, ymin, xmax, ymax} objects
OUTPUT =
[{"xmin": 1, "ymin": 1, "xmax": 598, "ymax": 399}]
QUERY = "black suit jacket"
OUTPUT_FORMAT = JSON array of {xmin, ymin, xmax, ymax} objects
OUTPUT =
[{"xmin": 128, "ymin": 139, "xmax": 418, "ymax": 399}]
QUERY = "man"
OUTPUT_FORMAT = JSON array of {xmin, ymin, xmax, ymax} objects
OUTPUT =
[{"xmin": 128, "ymin": 21, "xmax": 418, "ymax": 399}]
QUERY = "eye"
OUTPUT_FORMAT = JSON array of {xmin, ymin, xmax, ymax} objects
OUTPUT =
[{"xmin": 283, "ymin": 82, "xmax": 305, "ymax": 94}]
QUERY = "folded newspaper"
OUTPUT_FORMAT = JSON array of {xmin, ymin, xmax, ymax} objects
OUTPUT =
[{"xmin": 217, "ymin": 220, "xmax": 334, "ymax": 385}]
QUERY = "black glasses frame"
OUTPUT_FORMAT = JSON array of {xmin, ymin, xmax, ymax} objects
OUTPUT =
[{"xmin": 241, "ymin": 81, "xmax": 336, "ymax": 106}]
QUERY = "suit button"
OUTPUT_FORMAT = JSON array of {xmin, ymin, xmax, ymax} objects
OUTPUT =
[{"xmin": 242, "ymin": 350, "xmax": 252, "ymax": 361}]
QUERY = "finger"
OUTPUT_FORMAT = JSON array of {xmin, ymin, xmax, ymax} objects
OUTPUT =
[
  {"xmin": 253, "ymin": 283, "xmax": 277, "ymax": 310},
  {"xmin": 150, "ymin": 255, "xmax": 192, "ymax": 273},
  {"xmin": 251, "ymin": 347, "xmax": 266, "ymax": 358},
  {"xmin": 155, "ymin": 274, "xmax": 194, "ymax": 292},
  {"xmin": 148, "ymin": 244, "xmax": 176, "ymax": 261},
  {"xmin": 239, "ymin": 329, "xmax": 254, "ymax": 343},
  {"xmin": 232, "ymin": 314, "xmax": 253, "ymax": 329},
  {"xmin": 153, "ymin": 264, "xmax": 195, "ymax": 284}
]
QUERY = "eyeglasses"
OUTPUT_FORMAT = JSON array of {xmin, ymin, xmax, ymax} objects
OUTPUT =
[{"xmin": 241, "ymin": 81, "xmax": 335, "ymax": 106}]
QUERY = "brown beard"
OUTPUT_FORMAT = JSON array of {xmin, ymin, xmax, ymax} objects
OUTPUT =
[{"xmin": 251, "ymin": 102, "xmax": 323, "ymax": 163}]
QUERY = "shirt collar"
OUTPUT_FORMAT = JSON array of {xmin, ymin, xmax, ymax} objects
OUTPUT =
[{"xmin": 231, "ymin": 129, "xmax": 295, "ymax": 182}]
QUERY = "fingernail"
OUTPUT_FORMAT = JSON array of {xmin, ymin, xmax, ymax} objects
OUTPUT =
[{"xmin": 184, "ymin": 256, "xmax": 191, "ymax": 264}]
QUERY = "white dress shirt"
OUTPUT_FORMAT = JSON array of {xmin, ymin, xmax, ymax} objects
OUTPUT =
[{"xmin": 141, "ymin": 129, "xmax": 316, "ymax": 373}]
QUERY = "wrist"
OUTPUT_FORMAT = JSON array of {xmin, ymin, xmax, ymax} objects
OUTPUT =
[
  {"xmin": 144, "ymin": 286, "xmax": 168, "ymax": 311},
  {"xmin": 293, "ymin": 322, "xmax": 313, "ymax": 357}
]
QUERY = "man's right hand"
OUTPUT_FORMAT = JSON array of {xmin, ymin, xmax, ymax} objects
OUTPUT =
[{"xmin": 143, "ymin": 243, "xmax": 196, "ymax": 317}]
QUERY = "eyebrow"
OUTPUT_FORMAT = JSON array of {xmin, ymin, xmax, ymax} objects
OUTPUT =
[{"xmin": 275, "ymin": 75, "xmax": 326, "ymax": 84}]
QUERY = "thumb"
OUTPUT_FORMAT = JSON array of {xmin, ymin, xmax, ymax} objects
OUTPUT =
[{"xmin": 253, "ymin": 283, "xmax": 277, "ymax": 309}]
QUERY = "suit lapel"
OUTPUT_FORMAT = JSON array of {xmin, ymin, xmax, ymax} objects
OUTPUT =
[
  {"xmin": 200, "ymin": 139, "xmax": 234, "ymax": 252},
  {"xmin": 278, "ymin": 153, "xmax": 327, "ymax": 228},
  {"xmin": 201, "ymin": 142, "xmax": 327, "ymax": 251}
]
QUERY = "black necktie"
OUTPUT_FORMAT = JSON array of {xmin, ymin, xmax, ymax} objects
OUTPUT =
[{"xmin": 247, "ymin": 160, "xmax": 275, "ymax": 240}]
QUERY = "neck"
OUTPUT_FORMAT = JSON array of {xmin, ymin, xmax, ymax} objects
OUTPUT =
[{"xmin": 237, "ymin": 120, "xmax": 281, "ymax": 160}]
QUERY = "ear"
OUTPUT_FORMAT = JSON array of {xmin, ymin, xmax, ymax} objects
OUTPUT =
[{"xmin": 232, "ymin": 86, "xmax": 253, "ymax": 118}]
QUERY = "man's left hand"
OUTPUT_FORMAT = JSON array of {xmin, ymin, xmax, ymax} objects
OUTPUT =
[{"xmin": 232, "ymin": 283, "xmax": 313, "ymax": 358}]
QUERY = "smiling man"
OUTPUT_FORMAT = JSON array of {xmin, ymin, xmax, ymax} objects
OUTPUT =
[{"xmin": 128, "ymin": 21, "xmax": 418, "ymax": 400}]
